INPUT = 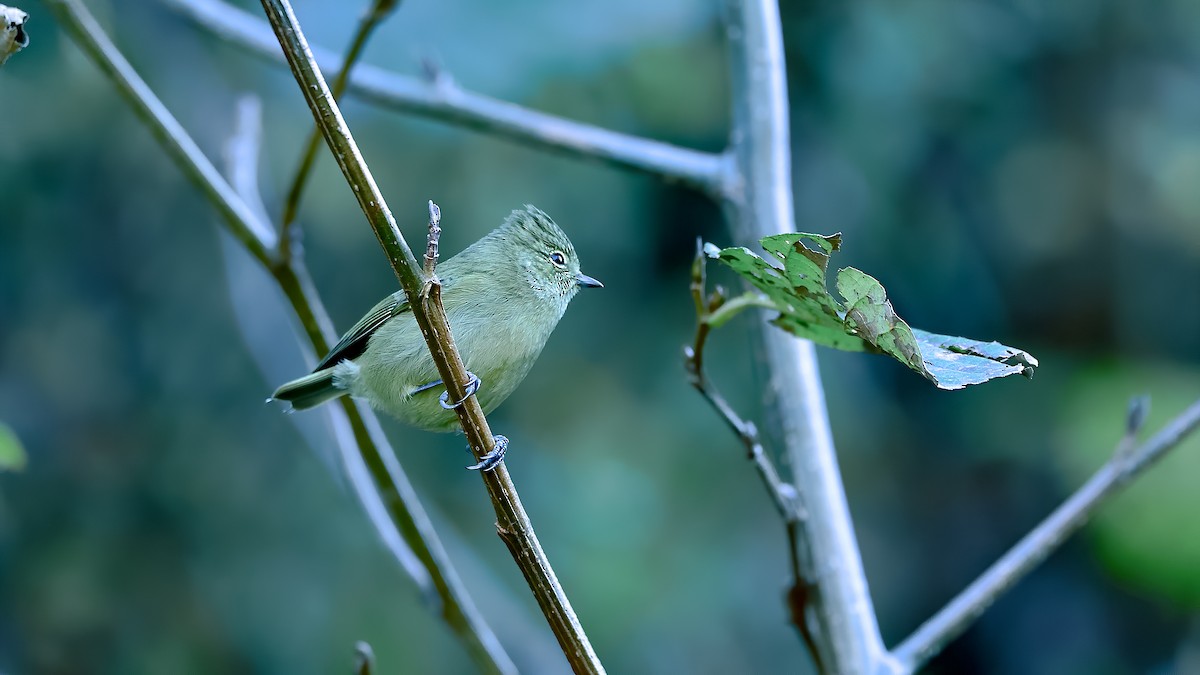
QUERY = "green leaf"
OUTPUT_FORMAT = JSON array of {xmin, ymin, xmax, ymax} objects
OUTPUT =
[
  {"xmin": 706, "ymin": 233, "xmax": 1038, "ymax": 390},
  {"xmin": 0, "ymin": 422, "xmax": 26, "ymax": 472}
]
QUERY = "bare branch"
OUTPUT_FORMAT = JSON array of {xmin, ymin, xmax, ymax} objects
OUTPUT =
[
  {"xmin": 42, "ymin": 0, "xmax": 276, "ymax": 262},
  {"xmin": 683, "ymin": 246, "xmax": 823, "ymax": 671},
  {"xmin": 892, "ymin": 397, "xmax": 1200, "ymax": 672},
  {"xmin": 159, "ymin": 0, "xmax": 732, "ymax": 198},
  {"xmin": 278, "ymin": 0, "xmax": 400, "ymax": 256},
  {"xmin": 257, "ymin": 0, "xmax": 603, "ymax": 671},
  {"xmin": 684, "ymin": 246, "xmax": 798, "ymax": 524},
  {"xmin": 226, "ymin": 95, "xmax": 427, "ymax": 590},
  {"xmin": 225, "ymin": 98, "xmax": 515, "ymax": 675},
  {"xmin": 722, "ymin": 1, "xmax": 896, "ymax": 672},
  {"xmin": 44, "ymin": 2, "xmax": 513, "ymax": 671}
]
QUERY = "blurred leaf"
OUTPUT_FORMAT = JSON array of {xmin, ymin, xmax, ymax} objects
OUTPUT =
[
  {"xmin": 706, "ymin": 234, "xmax": 1038, "ymax": 389},
  {"xmin": 0, "ymin": 422, "xmax": 27, "ymax": 472},
  {"xmin": 0, "ymin": 4, "xmax": 29, "ymax": 67},
  {"xmin": 1058, "ymin": 362, "xmax": 1200, "ymax": 607}
]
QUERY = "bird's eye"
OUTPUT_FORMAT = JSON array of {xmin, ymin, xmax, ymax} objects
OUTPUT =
[{"xmin": 549, "ymin": 251, "xmax": 567, "ymax": 266}]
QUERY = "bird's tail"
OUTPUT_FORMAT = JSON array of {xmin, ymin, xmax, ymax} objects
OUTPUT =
[{"xmin": 271, "ymin": 368, "xmax": 345, "ymax": 410}]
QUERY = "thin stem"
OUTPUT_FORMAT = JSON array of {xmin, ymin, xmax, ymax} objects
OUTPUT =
[
  {"xmin": 723, "ymin": 1, "xmax": 894, "ymax": 673},
  {"xmin": 45, "ymin": 2, "xmax": 513, "ymax": 671},
  {"xmin": 705, "ymin": 292, "xmax": 775, "ymax": 329},
  {"xmin": 159, "ymin": 0, "xmax": 733, "ymax": 198},
  {"xmin": 279, "ymin": 0, "xmax": 398, "ymax": 254},
  {"xmin": 892, "ymin": 397, "xmax": 1200, "ymax": 671},
  {"xmin": 684, "ymin": 250, "xmax": 821, "ymax": 672},
  {"xmin": 258, "ymin": 1, "xmax": 603, "ymax": 672},
  {"xmin": 684, "ymin": 253, "xmax": 797, "ymax": 523}
]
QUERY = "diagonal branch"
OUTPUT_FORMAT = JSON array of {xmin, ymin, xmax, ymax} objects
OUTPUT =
[
  {"xmin": 278, "ymin": 0, "xmax": 399, "ymax": 253},
  {"xmin": 226, "ymin": 95, "xmax": 427, "ymax": 594},
  {"xmin": 44, "ymin": 0, "xmax": 276, "ymax": 264},
  {"xmin": 257, "ymin": 0, "xmax": 604, "ymax": 672},
  {"xmin": 225, "ymin": 98, "xmax": 515, "ymax": 675},
  {"xmin": 43, "ymin": 2, "xmax": 513, "ymax": 672},
  {"xmin": 159, "ymin": 0, "xmax": 733, "ymax": 198},
  {"xmin": 892, "ymin": 397, "xmax": 1200, "ymax": 672}
]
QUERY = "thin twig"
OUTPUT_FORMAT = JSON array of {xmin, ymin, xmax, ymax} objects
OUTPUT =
[
  {"xmin": 684, "ymin": 247, "xmax": 798, "ymax": 523},
  {"xmin": 722, "ymin": 1, "xmax": 895, "ymax": 673},
  {"xmin": 892, "ymin": 397, "xmax": 1200, "ymax": 672},
  {"xmin": 44, "ymin": 2, "xmax": 514, "ymax": 671},
  {"xmin": 257, "ymin": 1, "xmax": 604, "ymax": 672},
  {"xmin": 683, "ymin": 247, "xmax": 822, "ymax": 671},
  {"xmin": 420, "ymin": 201, "xmax": 442, "ymax": 309},
  {"xmin": 158, "ymin": 0, "xmax": 733, "ymax": 198},
  {"xmin": 278, "ymin": 0, "xmax": 399, "ymax": 257},
  {"xmin": 423, "ymin": 200, "xmax": 441, "ymax": 280}
]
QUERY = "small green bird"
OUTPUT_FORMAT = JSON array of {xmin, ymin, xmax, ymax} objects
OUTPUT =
[{"xmin": 272, "ymin": 205, "xmax": 602, "ymax": 469}]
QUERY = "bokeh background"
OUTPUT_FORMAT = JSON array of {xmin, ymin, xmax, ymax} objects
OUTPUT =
[{"xmin": 3, "ymin": 0, "xmax": 1200, "ymax": 673}]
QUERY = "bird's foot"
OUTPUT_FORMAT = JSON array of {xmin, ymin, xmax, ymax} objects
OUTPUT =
[
  {"xmin": 467, "ymin": 435, "xmax": 507, "ymax": 472},
  {"xmin": 439, "ymin": 372, "xmax": 481, "ymax": 410}
]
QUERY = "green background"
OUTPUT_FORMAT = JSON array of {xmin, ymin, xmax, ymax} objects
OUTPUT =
[{"xmin": 2, "ymin": 1, "xmax": 1199, "ymax": 673}]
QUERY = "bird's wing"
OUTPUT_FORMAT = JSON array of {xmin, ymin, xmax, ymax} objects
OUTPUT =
[{"xmin": 314, "ymin": 291, "xmax": 410, "ymax": 371}]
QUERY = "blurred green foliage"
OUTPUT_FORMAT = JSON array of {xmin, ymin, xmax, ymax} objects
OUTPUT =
[
  {"xmin": 2, "ymin": 0, "xmax": 1199, "ymax": 674},
  {"xmin": 1057, "ymin": 362, "xmax": 1200, "ymax": 607},
  {"xmin": 0, "ymin": 423, "xmax": 26, "ymax": 472}
]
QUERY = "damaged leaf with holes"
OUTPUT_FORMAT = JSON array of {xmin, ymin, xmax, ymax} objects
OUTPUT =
[{"xmin": 705, "ymin": 233, "xmax": 1038, "ymax": 390}]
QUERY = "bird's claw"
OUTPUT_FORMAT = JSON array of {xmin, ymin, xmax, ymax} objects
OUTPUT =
[
  {"xmin": 440, "ymin": 372, "xmax": 481, "ymax": 410},
  {"xmin": 467, "ymin": 435, "xmax": 507, "ymax": 472}
]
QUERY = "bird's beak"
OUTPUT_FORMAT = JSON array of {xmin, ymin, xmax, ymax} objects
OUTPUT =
[{"xmin": 575, "ymin": 272, "xmax": 604, "ymax": 289}]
